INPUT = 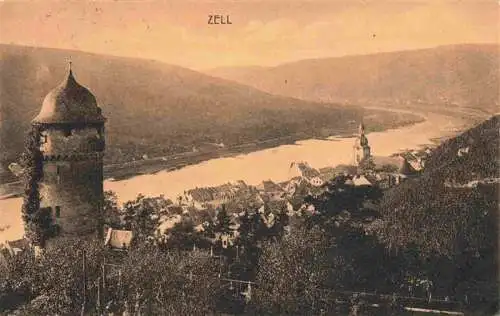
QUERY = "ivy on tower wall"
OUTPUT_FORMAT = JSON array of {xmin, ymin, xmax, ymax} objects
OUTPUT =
[{"xmin": 20, "ymin": 125, "xmax": 48, "ymax": 246}]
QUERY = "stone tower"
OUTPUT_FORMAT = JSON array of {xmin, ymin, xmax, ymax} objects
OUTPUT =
[
  {"xmin": 353, "ymin": 123, "xmax": 371, "ymax": 165},
  {"xmin": 32, "ymin": 65, "xmax": 106, "ymax": 241}
]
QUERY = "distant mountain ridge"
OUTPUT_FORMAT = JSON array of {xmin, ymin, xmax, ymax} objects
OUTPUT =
[
  {"xmin": 209, "ymin": 44, "xmax": 499, "ymax": 112},
  {"xmin": 0, "ymin": 44, "xmax": 383, "ymax": 171}
]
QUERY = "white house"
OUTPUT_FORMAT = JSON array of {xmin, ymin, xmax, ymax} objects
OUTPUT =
[
  {"xmin": 309, "ymin": 176, "xmax": 325, "ymax": 187},
  {"xmin": 352, "ymin": 175, "xmax": 373, "ymax": 186}
]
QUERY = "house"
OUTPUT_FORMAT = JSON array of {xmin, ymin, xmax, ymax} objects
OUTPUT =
[
  {"xmin": 261, "ymin": 212, "xmax": 276, "ymax": 228},
  {"xmin": 371, "ymin": 155, "xmax": 417, "ymax": 176},
  {"xmin": 0, "ymin": 248, "xmax": 11, "ymax": 269},
  {"xmin": 408, "ymin": 158, "xmax": 424, "ymax": 171},
  {"xmin": 215, "ymin": 221, "xmax": 240, "ymax": 249},
  {"xmin": 232, "ymin": 180, "xmax": 248, "ymax": 190},
  {"xmin": 187, "ymin": 187, "xmax": 216, "ymax": 203},
  {"xmin": 288, "ymin": 162, "xmax": 320, "ymax": 181},
  {"xmin": 331, "ymin": 164, "xmax": 358, "ymax": 176},
  {"xmin": 105, "ymin": 228, "xmax": 134, "ymax": 251},
  {"xmin": 254, "ymin": 193, "xmax": 265, "ymax": 205},
  {"xmin": 282, "ymin": 177, "xmax": 304, "ymax": 195},
  {"xmin": 352, "ymin": 175, "xmax": 373, "ymax": 187},
  {"xmin": 257, "ymin": 180, "xmax": 282, "ymax": 192},
  {"xmin": 344, "ymin": 178, "xmax": 355, "ymax": 186},
  {"xmin": 257, "ymin": 180, "xmax": 284, "ymax": 200},
  {"xmin": 218, "ymin": 233, "xmax": 234, "ymax": 249},
  {"xmin": 286, "ymin": 201, "xmax": 295, "ymax": 216},
  {"xmin": 186, "ymin": 183, "xmax": 248, "ymax": 207},
  {"xmin": 309, "ymin": 176, "xmax": 325, "ymax": 187},
  {"xmin": 157, "ymin": 214, "xmax": 183, "ymax": 236},
  {"xmin": 375, "ymin": 173, "xmax": 397, "ymax": 189},
  {"xmin": 0, "ymin": 239, "xmax": 27, "ymax": 268},
  {"xmin": 213, "ymin": 183, "xmax": 236, "ymax": 201},
  {"xmin": 457, "ymin": 146, "xmax": 470, "ymax": 157},
  {"xmin": 318, "ymin": 166, "xmax": 339, "ymax": 183},
  {"xmin": 0, "ymin": 239, "xmax": 29, "ymax": 265}
]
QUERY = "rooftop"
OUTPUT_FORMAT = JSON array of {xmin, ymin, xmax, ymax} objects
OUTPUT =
[{"xmin": 33, "ymin": 65, "xmax": 105, "ymax": 125}]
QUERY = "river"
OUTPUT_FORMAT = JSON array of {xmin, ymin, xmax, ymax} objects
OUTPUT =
[{"xmin": 0, "ymin": 111, "xmax": 471, "ymax": 243}]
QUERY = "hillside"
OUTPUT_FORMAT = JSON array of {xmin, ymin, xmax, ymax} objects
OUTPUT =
[
  {"xmin": 422, "ymin": 115, "xmax": 499, "ymax": 183},
  {"xmin": 0, "ymin": 44, "xmax": 417, "ymax": 175},
  {"xmin": 209, "ymin": 44, "xmax": 499, "ymax": 113},
  {"xmin": 378, "ymin": 115, "xmax": 499, "ymax": 250},
  {"xmin": 375, "ymin": 115, "xmax": 498, "ymax": 306}
]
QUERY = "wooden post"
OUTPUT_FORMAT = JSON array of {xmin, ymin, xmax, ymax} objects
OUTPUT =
[
  {"xmin": 96, "ymin": 276, "xmax": 101, "ymax": 315},
  {"xmin": 81, "ymin": 250, "xmax": 87, "ymax": 316},
  {"xmin": 118, "ymin": 269, "xmax": 122, "ymax": 300},
  {"xmin": 102, "ymin": 258, "xmax": 106, "ymax": 310},
  {"xmin": 219, "ymin": 254, "xmax": 222, "ymax": 278},
  {"xmin": 102, "ymin": 258, "xmax": 106, "ymax": 289}
]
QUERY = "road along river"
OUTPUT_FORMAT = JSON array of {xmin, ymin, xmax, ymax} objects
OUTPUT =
[{"xmin": 0, "ymin": 110, "xmax": 472, "ymax": 243}]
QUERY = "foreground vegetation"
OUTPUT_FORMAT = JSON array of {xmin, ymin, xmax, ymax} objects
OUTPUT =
[{"xmin": 2, "ymin": 178, "xmax": 497, "ymax": 315}]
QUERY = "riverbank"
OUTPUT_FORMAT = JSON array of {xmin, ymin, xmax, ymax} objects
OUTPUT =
[{"xmin": 0, "ymin": 109, "xmax": 424, "ymax": 200}]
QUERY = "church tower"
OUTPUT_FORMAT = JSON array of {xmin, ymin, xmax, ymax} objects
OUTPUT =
[
  {"xmin": 353, "ymin": 123, "xmax": 371, "ymax": 165},
  {"xmin": 31, "ymin": 64, "xmax": 106, "ymax": 242}
]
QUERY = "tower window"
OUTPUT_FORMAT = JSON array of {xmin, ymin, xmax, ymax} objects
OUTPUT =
[
  {"xmin": 63, "ymin": 127, "xmax": 72, "ymax": 137},
  {"xmin": 55, "ymin": 206, "xmax": 61, "ymax": 218},
  {"xmin": 56, "ymin": 165, "xmax": 62, "ymax": 184}
]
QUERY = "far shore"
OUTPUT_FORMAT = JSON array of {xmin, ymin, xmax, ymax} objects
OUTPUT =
[{"xmin": 0, "ymin": 110, "xmax": 426, "ymax": 200}]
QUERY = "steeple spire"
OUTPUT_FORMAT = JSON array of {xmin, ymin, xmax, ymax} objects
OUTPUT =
[
  {"xmin": 358, "ymin": 122, "xmax": 365, "ymax": 135},
  {"xmin": 63, "ymin": 59, "xmax": 77, "ymax": 87}
]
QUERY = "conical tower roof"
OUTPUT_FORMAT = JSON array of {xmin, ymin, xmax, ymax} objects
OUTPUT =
[{"xmin": 33, "ymin": 64, "xmax": 105, "ymax": 124}]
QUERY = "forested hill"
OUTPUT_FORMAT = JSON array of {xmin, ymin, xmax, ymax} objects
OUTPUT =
[
  {"xmin": 209, "ymin": 44, "xmax": 499, "ymax": 113},
  {"xmin": 376, "ymin": 115, "xmax": 499, "ymax": 308},
  {"xmin": 422, "ymin": 114, "xmax": 499, "ymax": 183},
  {"xmin": 0, "ymin": 44, "xmax": 375, "ymax": 170}
]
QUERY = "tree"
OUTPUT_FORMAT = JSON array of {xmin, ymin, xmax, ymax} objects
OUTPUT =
[
  {"xmin": 214, "ymin": 205, "xmax": 232, "ymax": 236},
  {"xmin": 252, "ymin": 226, "xmax": 336, "ymax": 314},
  {"xmin": 5, "ymin": 237, "xmax": 104, "ymax": 315},
  {"xmin": 103, "ymin": 190, "xmax": 122, "ymax": 228},
  {"xmin": 120, "ymin": 195, "xmax": 170, "ymax": 242},
  {"xmin": 120, "ymin": 245, "xmax": 221, "ymax": 315}
]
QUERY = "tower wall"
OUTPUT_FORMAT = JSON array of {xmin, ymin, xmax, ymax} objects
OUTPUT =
[
  {"xmin": 39, "ymin": 126, "xmax": 104, "ymax": 155},
  {"xmin": 363, "ymin": 145, "xmax": 371, "ymax": 159},
  {"xmin": 37, "ymin": 124, "xmax": 105, "ymax": 238}
]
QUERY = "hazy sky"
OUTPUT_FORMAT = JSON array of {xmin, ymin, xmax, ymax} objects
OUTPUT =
[{"xmin": 0, "ymin": 0, "xmax": 498, "ymax": 70}]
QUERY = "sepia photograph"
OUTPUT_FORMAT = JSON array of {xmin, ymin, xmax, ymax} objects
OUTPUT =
[{"xmin": 0, "ymin": 0, "xmax": 498, "ymax": 315}]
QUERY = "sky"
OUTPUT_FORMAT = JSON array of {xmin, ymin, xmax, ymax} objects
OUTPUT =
[{"xmin": 0, "ymin": 0, "xmax": 498, "ymax": 70}]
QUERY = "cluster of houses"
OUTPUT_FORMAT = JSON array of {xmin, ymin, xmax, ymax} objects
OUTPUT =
[
  {"xmin": 155, "ymin": 151, "xmax": 423, "ymax": 249},
  {"xmin": 111, "ymin": 146, "xmax": 427, "ymax": 251}
]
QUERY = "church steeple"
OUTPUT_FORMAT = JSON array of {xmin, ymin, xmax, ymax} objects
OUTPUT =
[
  {"xmin": 353, "ymin": 121, "xmax": 371, "ymax": 165},
  {"xmin": 358, "ymin": 122, "xmax": 365, "ymax": 135}
]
